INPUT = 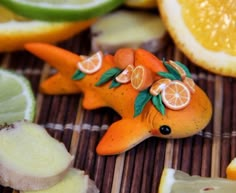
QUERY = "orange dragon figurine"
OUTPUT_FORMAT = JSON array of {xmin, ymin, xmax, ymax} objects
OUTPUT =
[{"xmin": 25, "ymin": 43, "xmax": 212, "ymax": 155}]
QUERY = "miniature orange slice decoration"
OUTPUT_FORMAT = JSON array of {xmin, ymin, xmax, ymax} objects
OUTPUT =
[
  {"xmin": 131, "ymin": 65, "xmax": 154, "ymax": 91},
  {"xmin": 114, "ymin": 48, "xmax": 135, "ymax": 69},
  {"xmin": 77, "ymin": 51, "xmax": 103, "ymax": 74},
  {"xmin": 161, "ymin": 80, "xmax": 191, "ymax": 110},
  {"xmin": 183, "ymin": 76, "xmax": 195, "ymax": 94},
  {"xmin": 115, "ymin": 64, "xmax": 134, "ymax": 83},
  {"xmin": 168, "ymin": 60, "xmax": 186, "ymax": 79},
  {"xmin": 149, "ymin": 78, "xmax": 171, "ymax": 96}
]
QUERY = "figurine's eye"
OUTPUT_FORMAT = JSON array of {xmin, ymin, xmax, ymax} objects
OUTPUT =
[{"xmin": 159, "ymin": 125, "xmax": 171, "ymax": 135}]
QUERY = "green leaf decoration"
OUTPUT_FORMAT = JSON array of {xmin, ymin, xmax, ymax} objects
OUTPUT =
[
  {"xmin": 95, "ymin": 67, "xmax": 121, "ymax": 86},
  {"xmin": 152, "ymin": 95, "xmax": 165, "ymax": 115},
  {"xmin": 72, "ymin": 70, "xmax": 86, "ymax": 80},
  {"xmin": 175, "ymin": 61, "xmax": 192, "ymax": 78},
  {"xmin": 134, "ymin": 89, "xmax": 152, "ymax": 117},
  {"xmin": 157, "ymin": 71, "xmax": 177, "ymax": 80},
  {"xmin": 163, "ymin": 60, "xmax": 181, "ymax": 80},
  {"xmin": 109, "ymin": 79, "xmax": 121, "ymax": 88}
]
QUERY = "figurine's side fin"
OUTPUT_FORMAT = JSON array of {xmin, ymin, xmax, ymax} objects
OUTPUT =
[
  {"xmin": 82, "ymin": 91, "xmax": 108, "ymax": 109},
  {"xmin": 40, "ymin": 73, "xmax": 81, "ymax": 95},
  {"xmin": 96, "ymin": 118, "xmax": 151, "ymax": 155}
]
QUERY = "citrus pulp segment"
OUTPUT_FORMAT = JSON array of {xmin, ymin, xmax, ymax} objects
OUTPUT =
[
  {"xmin": 77, "ymin": 51, "xmax": 103, "ymax": 74},
  {"xmin": 0, "ymin": 0, "xmax": 124, "ymax": 21},
  {"xmin": 149, "ymin": 78, "xmax": 171, "ymax": 96},
  {"xmin": 158, "ymin": 168, "xmax": 236, "ymax": 193},
  {"xmin": 131, "ymin": 65, "xmax": 154, "ymax": 91},
  {"xmin": 161, "ymin": 80, "xmax": 190, "ymax": 110},
  {"xmin": 115, "ymin": 64, "xmax": 134, "ymax": 83},
  {"xmin": 158, "ymin": 0, "xmax": 236, "ymax": 77},
  {"xmin": 0, "ymin": 6, "xmax": 96, "ymax": 52},
  {"xmin": 0, "ymin": 69, "xmax": 35, "ymax": 124}
]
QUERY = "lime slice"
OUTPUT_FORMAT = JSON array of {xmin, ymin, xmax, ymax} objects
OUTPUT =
[
  {"xmin": 0, "ymin": 69, "xmax": 35, "ymax": 124},
  {"xmin": 0, "ymin": 0, "xmax": 124, "ymax": 21},
  {"xmin": 158, "ymin": 168, "xmax": 236, "ymax": 193}
]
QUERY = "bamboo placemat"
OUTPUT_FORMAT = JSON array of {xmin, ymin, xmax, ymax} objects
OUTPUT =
[{"xmin": 1, "ymin": 28, "xmax": 236, "ymax": 193}]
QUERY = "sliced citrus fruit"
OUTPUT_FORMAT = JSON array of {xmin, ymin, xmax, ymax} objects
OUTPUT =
[
  {"xmin": 0, "ymin": 0, "xmax": 124, "ymax": 21},
  {"xmin": 0, "ymin": 6, "xmax": 96, "ymax": 52},
  {"xmin": 149, "ymin": 78, "xmax": 171, "ymax": 96},
  {"xmin": 115, "ymin": 64, "xmax": 134, "ymax": 83},
  {"xmin": 226, "ymin": 157, "xmax": 236, "ymax": 180},
  {"xmin": 183, "ymin": 76, "xmax": 195, "ymax": 94},
  {"xmin": 77, "ymin": 51, "xmax": 103, "ymax": 74},
  {"xmin": 125, "ymin": 0, "xmax": 156, "ymax": 9},
  {"xmin": 131, "ymin": 65, "xmax": 154, "ymax": 91},
  {"xmin": 158, "ymin": 168, "xmax": 236, "ymax": 193},
  {"xmin": 161, "ymin": 80, "xmax": 190, "ymax": 110},
  {"xmin": 158, "ymin": 0, "xmax": 236, "ymax": 77},
  {"xmin": 168, "ymin": 60, "xmax": 186, "ymax": 79},
  {"xmin": 0, "ymin": 69, "xmax": 35, "ymax": 124},
  {"xmin": 114, "ymin": 48, "xmax": 135, "ymax": 69}
]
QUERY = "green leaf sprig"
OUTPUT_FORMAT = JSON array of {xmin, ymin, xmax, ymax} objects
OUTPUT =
[
  {"xmin": 134, "ymin": 89, "xmax": 165, "ymax": 117},
  {"xmin": 95, "ymin": 67, "xmax": 122, "ymax": 88},
  {"xmin": 72, "ymin": 70, "xmax": 86, "ymax": 80},
  {"xmin": 157, "ymin": 59, "xmax": 192, "ymax": 80}
]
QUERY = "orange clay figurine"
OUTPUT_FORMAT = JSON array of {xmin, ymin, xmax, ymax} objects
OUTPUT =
[{"xmin": 24, "ymin": 43, "xmax": 212, "ymax": 155}]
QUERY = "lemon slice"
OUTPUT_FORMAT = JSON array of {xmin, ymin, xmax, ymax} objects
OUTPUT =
[
  {"xmin": 158, "ymin": 168, "xmax": 236, "ymax": 193},
  {"xmin": 0, "ymin": 69, "xmax": 35, "ymax": 124},
  {"xmin": 158, "ymin": 0, "xmax": 236, "ymax": 77},
  {"xmin": 0, "ymin": 6, "xmax": 95, "ymax": 52},
  {"xmin": 0, "ymin": 0, "xmax": 124, "ymax": 21}
]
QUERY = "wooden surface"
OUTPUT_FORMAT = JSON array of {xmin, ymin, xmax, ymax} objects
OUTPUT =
[{"xmin": 1, "ymin": 28, "xmax": 236, "ymax": 193}]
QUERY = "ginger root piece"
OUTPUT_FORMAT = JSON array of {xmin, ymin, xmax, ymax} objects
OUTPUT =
[
  {"xmin": 21, "ymin": 168, "xmax": 99, "ymax": 193},
  {"xmin": 91, "ymin": 10, "xmax": 168, "ymax": 54},
  {"xmin": 0, "ymin": 121, "xmax": 73, "ymax": 191}
]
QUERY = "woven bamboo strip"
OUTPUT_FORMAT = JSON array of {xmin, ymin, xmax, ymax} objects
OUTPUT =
[{"xmin": 211, "ymin": 76, "xmax": 223, "ymax": 177}]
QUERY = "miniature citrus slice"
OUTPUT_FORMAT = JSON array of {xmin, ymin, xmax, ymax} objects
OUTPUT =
[
  {"xmin": 183, "ymin": 76, "xmax": 195, "ymax": 94},
  {"xmin": 158, "ymin": 0, "xmax": 236, "ymax": 77},
  {"xmin": 115, "ymin": 64, "xmax": 134, "ymax": 83},
  {"xmin": 161, "ymin": 80, "xmax": 190, "ymax": 110},
  {"xmin": 77, "ymin": 51, "xmax": 103, "ymax": 74},
  {"xmin": 158, "ymin": 168, "xmax": 236, "ymax": 193},
  {"xmin": 149, "ymin": 78, "xmax": 171, "ymax": 96},
  {"xmin": 0, "ymin": 69, "xmax": 35, "ymax": 124},
  {"xmin": 131, "ymin": 65, "xmax": 154, "ymax": 91},
  {"xmin": 0, "ymin": 6, "xmax": 96, "ymax": 52},
  {"xmin": 226, "ymin": 157, "xmax": 236, "ymax": 180},
  {"xmin": 0, "ymin": 0, "xmax": 124, "ymax": 21},
  {"xmin": 168, "ymin": 60, "xmax": 186, "ymax": 79}
]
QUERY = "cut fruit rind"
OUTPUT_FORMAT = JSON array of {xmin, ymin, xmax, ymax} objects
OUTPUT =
[
  {"xmin": 0, "ymin": 121, "xmax": 73, "ymax": 191},
  {"xmin": 159, "ymin": 168, "xmax": 236, "ymax": 193},
  {"xmin": 21, "ymin": 168, "xmax": 99, "ymax": 193},
  {"xmin": 0, "ymin": 68, "xmax": 35, "ymax": 124},
  {"xmin": 158, "ymin": 0, "xmax": 236, "ymax": 77},
  {"xmin": 0, "ymin": 0, "xmax": 124, "ymax": 21},
  {"xmin": 0, "ymin": 5, "xmax": 96, "ymax": 52}
]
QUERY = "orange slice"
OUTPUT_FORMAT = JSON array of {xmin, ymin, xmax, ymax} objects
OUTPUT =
[
  {"xmin": 158, "ymin": 0, "xmax": 236, "ymax": 77},
  {"xmin": 161, "ymin": 80, "xmax": 191, "ymax": 110},
  {"xmin": 168, "ymin": 60, "xmax": 186, "ymax": 79},
  {"xmin": 131, "ymin": 65, "xmax": 154, "ymax": 91},
  {"xmin": 115, "ymin": 64, "xmax": 134, "ymax": 83},
  {"xmin": 226, "ymin": 157, "xmax": 236, "ymax": 180},
  {"xmin": 77, "ymin": 51, "xmax": 103, "ymax": 74},
  {"xmin": 183, "ymin": 77, "xmax": 195, "ymax": 94},
  {"xmin": 149, "ymin": 78, "xmax": 171, "ymax": 96},
  {"xmin": 114, "ymin": 48, "xmax": 135, "ymax": 69}
]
